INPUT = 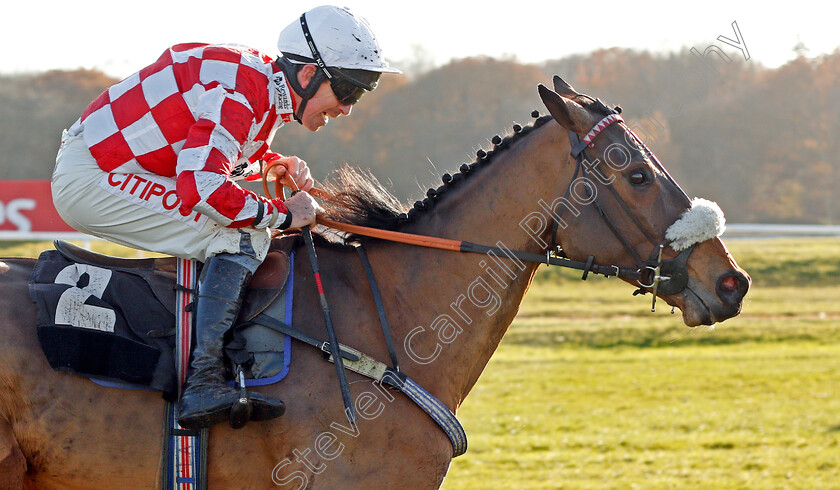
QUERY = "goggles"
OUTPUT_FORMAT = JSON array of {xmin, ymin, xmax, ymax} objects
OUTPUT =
[{"xmin": 330, "ymin": 76, "xmax": 373, "ymax": 105}]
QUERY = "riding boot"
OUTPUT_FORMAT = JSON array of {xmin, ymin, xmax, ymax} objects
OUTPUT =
[{"xmin": 177, "ymin": 253, "xmax": 285, "ymax": 430}]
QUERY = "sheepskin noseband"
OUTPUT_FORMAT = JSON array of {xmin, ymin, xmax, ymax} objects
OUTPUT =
[{"xmin": 665, "ymin": 198, "xmax": 726, "ymax": 251}]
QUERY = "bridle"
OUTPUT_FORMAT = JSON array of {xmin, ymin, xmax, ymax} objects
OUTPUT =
[
  {"xmin": 262, "ymin": 101, "xmax": 703, "ymax": 312},
  {"xmin": 561, "ymin": 96, "xmax": 696, "ymax": 310},
  {"xmin": 252, "ymin": 97, "xmax": 719, "ymax": 450}
]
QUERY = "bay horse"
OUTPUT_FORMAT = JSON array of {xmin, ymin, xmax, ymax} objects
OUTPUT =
[{"xmin": 0, "ymin": 78, "xmax": 749, "ymax": 489}]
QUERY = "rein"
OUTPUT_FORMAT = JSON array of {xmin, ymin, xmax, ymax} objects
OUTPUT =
[
  {"xmin": 260, "ymin": 164, "xmax": 644, "ymax": 283},
  {"xmin": 259, "ymin": 99, "xmax": 706, "ymax": 313}
]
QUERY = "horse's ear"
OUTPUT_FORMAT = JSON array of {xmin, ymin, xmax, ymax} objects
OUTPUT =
[
  {"xmin": 552, "ymin": 76, "xmax": 579, "ymax": 98},
  {"xmin": 538, "ymin": 84, "xmax": 593, "ymax": 133}
]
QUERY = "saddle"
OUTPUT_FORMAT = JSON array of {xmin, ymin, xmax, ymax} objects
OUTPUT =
[
  {"xmin": 29, "ymin": 238, "xmax": 298, "ymax": 397},
  {"xmin": 53, "ymin": 239, "xmax": 294, "ymax": 319}
]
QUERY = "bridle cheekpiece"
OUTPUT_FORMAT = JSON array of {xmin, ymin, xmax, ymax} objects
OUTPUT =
[{"xmin": 556, "ymin": 99, "xmax": 723, "ymax": 312}]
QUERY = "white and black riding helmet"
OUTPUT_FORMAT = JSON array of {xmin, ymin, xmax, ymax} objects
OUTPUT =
[{"xmin": 276, "ymin": 5, "xmax": 401, "ymax": 120}]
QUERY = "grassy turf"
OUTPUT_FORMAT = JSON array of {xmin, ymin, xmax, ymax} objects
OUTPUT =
[
  {"xmin": 443, "ymin": 238, "xmax": 840, "ymax": 489},
  {"xmin": 446, "ymin": 342, "xmax": 840, "ymax": 489}
]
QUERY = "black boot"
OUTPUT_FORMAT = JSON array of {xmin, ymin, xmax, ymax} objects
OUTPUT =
[{"xmin": 177, "ymin": 254, "xmax": 285, "ymax": 430}]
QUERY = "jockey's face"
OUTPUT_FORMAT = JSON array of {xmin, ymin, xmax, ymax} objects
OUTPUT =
[
  {"xmin": 301, "ymin": 81, "xmax": 352, "ymax": 131},
  {"xmin": 296, "ymin": 65, "xmax": 352, "ymax": 132}
]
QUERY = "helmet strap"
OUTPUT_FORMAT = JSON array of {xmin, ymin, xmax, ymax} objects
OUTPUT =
[
  {"xmin": 299, "ymin": 13, "xmax": 335, "ymax": 82},
  {"xmin": 275, "ymin": 56, "xmax": 325, "ymax": 124}
]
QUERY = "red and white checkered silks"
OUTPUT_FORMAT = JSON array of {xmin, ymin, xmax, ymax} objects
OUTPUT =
[
  {"xmin": 582, "ymin": 113, "xmax": 624, "ymax": 148},
  {"xmin": 69, "ymin": 43, "xmax": 296, "ymax": 229}
]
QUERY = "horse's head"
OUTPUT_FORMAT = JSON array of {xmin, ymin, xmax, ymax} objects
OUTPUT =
[{"xmin": 537, "ymin": 76, "xmax": 749, "ymax": 326}]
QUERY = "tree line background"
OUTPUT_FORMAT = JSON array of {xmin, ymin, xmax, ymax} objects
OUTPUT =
[{"xmin": 1, "ymin": 46, "xmax": 836, "ymax": 224}]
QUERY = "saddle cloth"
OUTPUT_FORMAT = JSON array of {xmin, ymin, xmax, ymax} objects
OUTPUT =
[{"xmin": 28, "ymin": 240, "xmax": 296, "ymax": 397}]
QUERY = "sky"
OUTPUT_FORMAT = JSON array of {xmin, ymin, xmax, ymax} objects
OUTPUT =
[{"xmin": 1, "ymin": 1, "xmax": 835, "ymax": 78}]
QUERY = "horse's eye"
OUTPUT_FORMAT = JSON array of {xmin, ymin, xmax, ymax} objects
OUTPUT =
[{"xmin": 629, "ymin": 170, "xmax": 648, "ymax": 186}]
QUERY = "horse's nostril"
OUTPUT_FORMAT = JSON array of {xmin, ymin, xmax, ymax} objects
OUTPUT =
[
  {"xmin": 720, "ymin": 275, "xmax": 739, "ymax": 292},
  {"xmin": 717, "ymin": 271, "xmax": 749, "ymax": 304}
]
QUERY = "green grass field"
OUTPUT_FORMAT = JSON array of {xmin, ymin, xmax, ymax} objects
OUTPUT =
[
  {"xmin": 2, "ymin": 238, "xmax": 838, "ymax": 488},
  {"xmin": 443, "ymin": 238, "xmax": 840, "ymax": 489}
]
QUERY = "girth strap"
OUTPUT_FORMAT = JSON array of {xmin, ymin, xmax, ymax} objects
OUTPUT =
[
  {"xmin": 381, "ymin": 369, "xmax": 468, "ymax": 457},
  {"xmin": 355, "ymin": 244, "xmax": 401, "ymax": 372},
  {"xmin": 244, "ymin": 312, "xmax": 468, "ymax": 457}
]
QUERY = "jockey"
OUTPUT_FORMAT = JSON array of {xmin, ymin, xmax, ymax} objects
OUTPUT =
[{"xmin": 52, "ymin": 5, "xmax": 401, "ymax": 430}]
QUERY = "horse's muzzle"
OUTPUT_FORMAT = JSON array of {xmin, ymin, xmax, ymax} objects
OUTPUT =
[
  {"xmin": 697, "ymin": 269, "xmax": 751, "ymax": 325},
  {"xmin": 716, "ymin": 270, "xmax": 751, "ymax": 310}
]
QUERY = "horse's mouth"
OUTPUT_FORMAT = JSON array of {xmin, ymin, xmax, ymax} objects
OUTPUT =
[{"xmin": 666, "ymin": 286, "xmax": 742, "ymax": 327}]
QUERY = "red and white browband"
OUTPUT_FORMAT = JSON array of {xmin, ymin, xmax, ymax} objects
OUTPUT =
[{"xmin": 582, "ymin": 113, "xmax": 624, "ymax": 147}]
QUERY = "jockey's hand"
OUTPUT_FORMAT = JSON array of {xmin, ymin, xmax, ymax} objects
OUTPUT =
[
  {"xmin": 265, "ymin": 154, "xmax": 314, "ymax": 192},
  {"xmin": 282, "ymin": 191, "xmax": 321, "ymax": 229}
]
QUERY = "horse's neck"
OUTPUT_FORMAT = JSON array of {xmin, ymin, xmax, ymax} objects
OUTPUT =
[{"xmin": 371, "ymin": 123, "xmax": 570, "ymax": 409}]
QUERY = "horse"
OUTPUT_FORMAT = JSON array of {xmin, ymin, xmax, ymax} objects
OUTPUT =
[{"xmin": 0, "ymin": 77, "xmax": 749, "ymax": 489}]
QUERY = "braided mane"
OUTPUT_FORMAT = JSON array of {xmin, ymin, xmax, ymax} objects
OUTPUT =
[
  {"xmin": 320, "ymin": 111, "xmax": 555, "ymax": 234},
  {"xmin": 318, "ymin": 97, "xmax": 618, "ymax": 240}
]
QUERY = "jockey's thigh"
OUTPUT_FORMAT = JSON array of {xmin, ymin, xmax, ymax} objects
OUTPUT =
[{"xmin": 51, "ymin": 130, "xmax": 270, "ymax": 263}]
